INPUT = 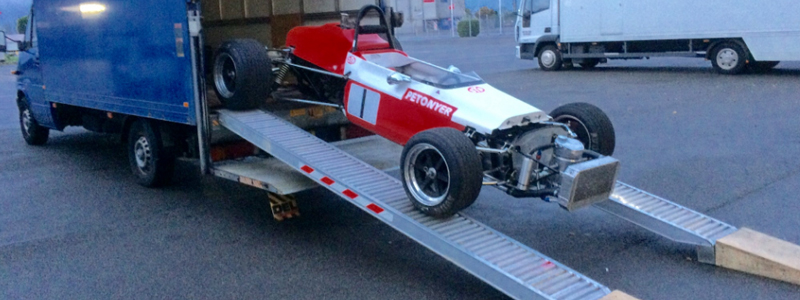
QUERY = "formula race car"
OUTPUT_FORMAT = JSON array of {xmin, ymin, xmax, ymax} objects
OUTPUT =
[{"xmin": 212, "ymin": 5, "xmax": 620, "ymax": 217}]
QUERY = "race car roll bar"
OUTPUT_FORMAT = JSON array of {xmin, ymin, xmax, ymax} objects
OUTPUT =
[{"xmin": 352, "ymin": 5, "xmax": 397, "ymax": 52}]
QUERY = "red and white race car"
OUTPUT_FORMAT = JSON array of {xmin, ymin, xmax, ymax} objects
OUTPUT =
[{"xmin": 212, "ymin": 5, "xmax": 620, "ymax": 217}]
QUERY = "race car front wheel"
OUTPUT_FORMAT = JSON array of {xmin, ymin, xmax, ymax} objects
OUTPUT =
[
  {"xmin": 213, "ymin": 39, "xmax": 272, "ymax": 110},
  {"xmin": 401, "ymin": 128, "xmax": 482, "ymax": 217},
  {"xmin": 550, "ymin": 103, "xmax": 616, "ymax": 156}
]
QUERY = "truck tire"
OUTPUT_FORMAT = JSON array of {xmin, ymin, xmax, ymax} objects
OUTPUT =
[
  {"xmin": 18, "ymin": 99, "xmax": 50, "ymax": 146},
  {"xmin": 748, "ymin": 61, "xmax": 780, "ymax": 73},
  {"xmin": 538, "ymin": 45, "xmax": 562, "ymax": 71},
  {"xmin": 213, "ymin": 39, "xmax": 272, "ymax": 110},
  {"xmin": 401, "ymin": 128, "xmax": 482, "ymax": 217},
  {"xmin": 128, "ymin": 119, "xmax": 175, "ymax": 187},
  {"xmin": 711, "ymin": 42, "xmax": 748, "ymax": 75},
  {"xmin": 550, "ymin": 103, "xmax": 616, "ymax": 156},
  {"xmin": 579, "ymin": 59, "xmax": 600, "ymax": 69}
]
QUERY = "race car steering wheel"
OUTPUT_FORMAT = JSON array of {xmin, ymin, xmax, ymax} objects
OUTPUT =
[{"xmin": 352, "ymin": 5, "xmax": 397, "ymax": 52}]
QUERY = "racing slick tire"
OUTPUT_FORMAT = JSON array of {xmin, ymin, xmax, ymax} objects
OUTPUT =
[
  {"xmin": 401, "ymin": 128, "xmax": 483, "ymax": 217},
  {"xmin": 127, "ymin": 119, "xmax": 175, "ymax": 187},
  {"xmin": 537, "ymin": 44, "xmax": 563, "ymax": 71},
  {"xmin": 550, "ymin": 103, "xmax": 616, "ymax": 156},
  {"xmin": 711, "ymin": 42, "xmax": 748, "ymax": 75},
  {"xmin": 18, "ymin": 98, "xmax": 50, "ymax": 146},
  {"xmin": 213, "ymin": 39, "xmax": 272, "ymax": 110}
]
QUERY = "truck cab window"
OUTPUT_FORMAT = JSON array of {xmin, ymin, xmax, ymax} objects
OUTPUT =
[
  {"xmin": 528, "ymin": 0, "xmax": 550, "ymax": 14},
  {"xmin": 25, "ymin": 15, "xmax": 37, "ymax": 48}
]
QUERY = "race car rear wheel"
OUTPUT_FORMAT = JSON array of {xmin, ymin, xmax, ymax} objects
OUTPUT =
[
  {"xmin": 401, "ymin": 128, "xmax": 482, "ymax": 217},
  {"xmin": 550, "ymin": 103, "xmax": 616, "ymax": 156},
  {"xmin": 213, "ymin": 39, "xmax": 272, "ymax": 110}
]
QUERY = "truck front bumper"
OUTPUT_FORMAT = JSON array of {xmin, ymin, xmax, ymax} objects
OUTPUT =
[{"xmin": 517, "ymin": 44, "xmax": 535, "ymax": 60}]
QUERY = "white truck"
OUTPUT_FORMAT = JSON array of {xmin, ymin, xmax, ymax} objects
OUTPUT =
[{"xmin": 514, "ymin": 0, "xmax": 800, "ymax": 74}]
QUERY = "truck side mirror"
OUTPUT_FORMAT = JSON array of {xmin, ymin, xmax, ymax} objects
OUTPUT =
[
  {"xmin": 18, "ymin": 41, "xmax": 29, "ymax": 52},
  {"xmin": 0, "ymin": 31, "xmax": 7, "ymax": 52}
]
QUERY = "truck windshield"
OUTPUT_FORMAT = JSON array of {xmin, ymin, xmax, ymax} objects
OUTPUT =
[
  {"xmin": 528, "ymin": 0, "xmax": 550, "ymax": 14},
  {"xmin": 395, "ymin": 62, "xmax": 483, "ymax": 89}
]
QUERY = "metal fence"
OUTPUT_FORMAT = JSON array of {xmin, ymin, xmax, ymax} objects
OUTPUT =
[{"xmin": 396, "ymin": 10, "xmax": 516, "ymax": 37}]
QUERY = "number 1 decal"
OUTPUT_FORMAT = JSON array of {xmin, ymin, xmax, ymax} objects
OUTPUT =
[{"xmin": 347, "ymin": 84, "xmax": 381, "ymax": 125}]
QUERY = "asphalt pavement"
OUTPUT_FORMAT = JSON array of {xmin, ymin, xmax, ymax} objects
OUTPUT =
[{"xmin": 1, "ymin": 35, "xmax": 800, "ymax": 299}]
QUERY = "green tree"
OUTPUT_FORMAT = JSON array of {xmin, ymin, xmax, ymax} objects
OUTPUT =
[
  {"xmin": 457, "ymin": 19, "xmax": 480, "ymax": 37},
  {"xmin": 17, "ymin": 16, "xmax": 29, "ymax": 34},
  {"xmin": 476, "ymin": 7, "xmax": 497, "ymax": 17}
]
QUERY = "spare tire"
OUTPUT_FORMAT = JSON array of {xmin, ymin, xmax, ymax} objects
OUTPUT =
[
  {"xmin": 550, "ymin": 103, "xmax": 616, "ymax": 156},
  {"xmin": 213, "ymin": 39, "xmax": 272, "ymax": 110}
]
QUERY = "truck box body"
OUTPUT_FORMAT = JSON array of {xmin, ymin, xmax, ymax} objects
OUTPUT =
[
  {"xmin": 559, "ymin": 0, "xmax": 800, "ymax": 61},
  {"xmin": 516, "ymin": 0, "xmax": 800, "ymax": 73},
  {"xmin": 35, "ymin": 0, "xmax": 196, "ymax": 125}
]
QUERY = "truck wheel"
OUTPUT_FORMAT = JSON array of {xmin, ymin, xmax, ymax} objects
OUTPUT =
[
  {"xmin": 550, "ymin": 103, "xmax": 616, "ymax": 156},
  {"xmin": 711, "ymin": 42, "xmax": 748, "ymax": 75},
  {"xmin": 401, "ymin": 128, "xmax": 482, "ymax": 217},
  {"xmin": 18, "ymin": 100, "xmax": 50, "ymax": 146},
  {"xmin": 128, "ymin": 120, "xmax": 175, "ymax": 187},
  {"xmin": 538, "ymin": 45, "xmax": 562, "ymax": 71},
  {"xmin": 748, "ymin": 61, "xmax": 780, "ymax": 73},
  {"xmin": 579, "ymin": 59, "xmax": 600, "ymax": 69},
  {"xmin": 213, "ymin": 39, "xmax": 272, "ymax": 110}
]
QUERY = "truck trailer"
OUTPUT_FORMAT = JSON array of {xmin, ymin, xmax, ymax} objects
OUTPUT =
[
  {"xmin": 5, "ymin": 1, "xmax": 800, "ymax": 299},
  {"xmin": 514, "ymin": 0, "xmax": 800, "ymax": 74}
]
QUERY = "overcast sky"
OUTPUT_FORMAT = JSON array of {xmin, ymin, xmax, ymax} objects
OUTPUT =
[{"xmin": 0, "ymin": 0, "xmax": 32, "ymax": 32}]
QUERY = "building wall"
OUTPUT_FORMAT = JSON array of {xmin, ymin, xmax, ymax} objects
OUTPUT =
[{"xmin": 392, "ymin": 0, "xmax": 465, "ymax": 34}]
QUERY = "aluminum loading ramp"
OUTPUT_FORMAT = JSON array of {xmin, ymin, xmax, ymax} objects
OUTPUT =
[
  {"xmin": 599, "ymin": 182, "xmax": 739, "ymax": 264},
  {"xmin": 216, "ymin": 109, "xmax": 611, "ymax": 300}
]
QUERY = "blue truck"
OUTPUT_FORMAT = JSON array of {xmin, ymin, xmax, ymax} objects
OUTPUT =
[
  {"xmin": 6, "ymin": 1, "xmax": 208, "ymax": 187},
  {"xmin": 3, "ymin": 0, "xmax": 403, "ymax": 188}
]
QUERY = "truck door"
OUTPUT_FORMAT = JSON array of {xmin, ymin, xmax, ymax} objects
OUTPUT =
[
  {"xmin": 517, "ymin": 0, "xmax": 554, "ymax": 43},
  {"xmin": 17, "ymin": 11, "xmax": 56, "ymax": 129}
]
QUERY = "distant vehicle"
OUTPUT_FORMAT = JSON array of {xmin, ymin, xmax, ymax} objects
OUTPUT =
[{"xmin": 515, "ymin": 0, "xmax": 800, "ymax": 74}]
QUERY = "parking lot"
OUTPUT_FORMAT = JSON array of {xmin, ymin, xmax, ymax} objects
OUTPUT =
[{"xmin": 2, "ymin": 34, "xmax": 799, "ymax": 299}]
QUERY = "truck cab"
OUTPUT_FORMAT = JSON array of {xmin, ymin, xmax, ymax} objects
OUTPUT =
[
  {"xmin": 516, "ymin": 0, "xmax": 557, "ymax": 45},
  {"xmin": 515, "ymin": 0, "xmax": 558, "ymax": 60}
]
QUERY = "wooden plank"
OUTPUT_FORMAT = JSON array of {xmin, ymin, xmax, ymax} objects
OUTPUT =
[
  {"xmin": 716, "ymin": 227, "xmax": 800, "ymax": 285},
  {"xmin": 599, "ymin": 290, "xmax": 640, "ymax": 300}
]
